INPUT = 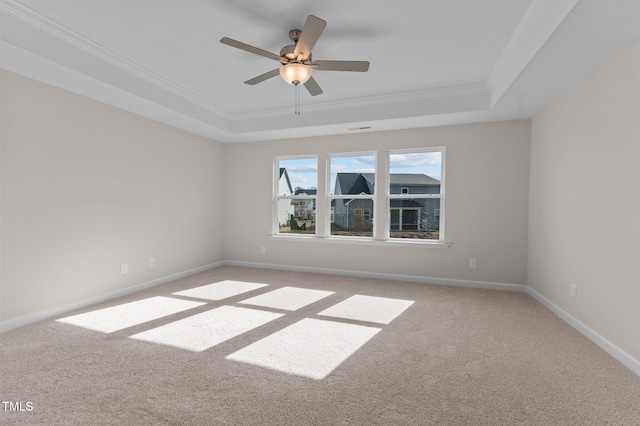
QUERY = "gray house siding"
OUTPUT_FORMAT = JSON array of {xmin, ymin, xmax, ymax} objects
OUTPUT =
[
  {"xmin": 332, "ymin": 199, "xmax": 374, "ymax": 231},
  {"xmin": 332, "ymin": 173, "xmax": 375, "ymax": 232},
  {"xmin": 389, "ymin": 198, "xmax": 440, "ymax": 231},
  {"xmin": 333, "ymin": 172, "xmax": 440, "ymax": 232},
  {"xmin": 389, "ymin": 175, "xmax": 440, "ymax": 231},
  {"xmin": 390, "ymin": 185, "xmax": 440, "ymax": 195}
]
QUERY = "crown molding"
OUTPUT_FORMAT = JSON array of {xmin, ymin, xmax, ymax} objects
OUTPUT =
[
  {"xmin": 0, "ymin": 0, "xmax": 496, "ymax": 142},
  {"xmin": 487, "ymin": 0, "xmax": 582, "ymax": 108},
  {"xmin": 231, "ymin": 82, "xmax": 488, "ymax": 121},
  {"xmin": 1, "ymin": 41, "xmax": 235, "ymax": 142},
  {"xmin": 229, "ymin": 82, "xmax": 489, "ymax": 134},
  {"xmin": 1, "ymin": 0, "xmax": 597, "ymax": 143},
  {"xmin": 0, "ymin": 0, "xmax": 231, "ymax": 119}
]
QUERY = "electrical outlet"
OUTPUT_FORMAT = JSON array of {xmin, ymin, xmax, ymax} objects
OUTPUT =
[
  {"xmin": 570, "ymin": 283, "xmax": 577, "ymax": 298},
  {"xmin": 121, "ymin": 263, "xmax": 128, "ymax": 274},
  {"xmin": 469, "ymin": 258, "xmax": 477, "ymax": 269},
  {"xmin": 260, "ymin": 246, "xmax": 266, "ymax": 254},
  {"xmin": 149, "ymin": 258, "xmax": 155, "ymax": 267}
]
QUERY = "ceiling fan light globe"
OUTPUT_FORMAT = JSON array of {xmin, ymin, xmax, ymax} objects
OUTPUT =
[{"xmin": 279, "ymin": 63, "xmax": 311, "ymax": 85}]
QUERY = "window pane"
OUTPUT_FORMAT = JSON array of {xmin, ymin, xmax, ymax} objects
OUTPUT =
[
  {"xmin": 330, "ymin": 155, "xmax": 376, "ymax": 196},
  {"xmin": 278, "ymin": 158, "xmax": 318, "ymax": 196},
  {"xmin": 389, "ymin": 152, "xmax": 441, "ymax": 195},
  {"xmin": 279, "ymin": 202, "xmax": 316, "ymax": 235},
  {"xmin": 389, "ymin": 198, "xmax": 440, "ymax": 239},
  {"xmin": 277, "ymin": 158, "xmax": 317, "ymax": 235},
  {"xmin": 330, "ymin": 199, "xmax": 374, "ymax": 237}
]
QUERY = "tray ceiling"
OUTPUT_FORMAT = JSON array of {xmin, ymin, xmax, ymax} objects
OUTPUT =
[{"xmin": 2, "ymin": 0, "xmax": 640, "ymax": 142}]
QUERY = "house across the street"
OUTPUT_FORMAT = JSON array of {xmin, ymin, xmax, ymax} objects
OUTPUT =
[{"xmin": 332, "ymin": 173, "xmax": 441, "ymax": 234}]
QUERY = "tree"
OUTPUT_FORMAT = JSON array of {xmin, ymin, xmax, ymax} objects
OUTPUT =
[
  {"xmin": 352, "ymin": 202, "xmax": 366, "ymax": 232},
  {"xmin": 420, "ymin": 204, "xmax": 434, "ymax": 231}
]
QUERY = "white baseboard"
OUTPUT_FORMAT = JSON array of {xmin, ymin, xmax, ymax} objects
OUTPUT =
[
  {"xmin": 221, "ymin": 260, "xmax": 527, "ymax": 292},
  {"xmin": 0, "ymin": 261, "xmax": 224, "ymax": 333},
  {"xmin": 527, "ymin": 287, "xmax": 640, "ymax": 377},
  {"xmin": 0, "ymin": 260, "xmax": 523, "ymax": 333},
  {"xmin": 3, "ymin": 258, "xmax": 637, "ymax": 378},
  {"xmin": 223, "ymin": 261, "xmax": 639, "ymax": 377}
]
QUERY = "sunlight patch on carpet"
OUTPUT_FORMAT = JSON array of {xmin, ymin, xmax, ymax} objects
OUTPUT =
[
  {"xmin": 226, "ymin": 318, "xmax": 381, "ymax": 380},
  {"xmin": 129, "ymin": 306, "xmax": 283, "ymax": 352},
  {"xmin": 56, "ymin": 296, "xmax": 205, "ymax": 333},
  {"xmin": 318, "ymin": 295, "xmax": 414, "ymax": 324},
  {"xmin": 173, "ymin": 280, "xmax": 268, "ymax": 300},
  {"xmin": 239, "ymin": 286, "xmax": 334, "ymax": 311}
]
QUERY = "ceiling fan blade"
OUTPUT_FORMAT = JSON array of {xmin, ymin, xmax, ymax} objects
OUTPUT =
[
  {"xmin": 304, "ymin": 76, "xmax": 323, "ymax": 96},
  {"xmin": 311, "ymin": 60, "xmax": 370, "ymax": 72},
  {"xmin": 220, "ymin": 37, "xmax": 283, "ymax": 62},
  {"xmin": 244, "ymin": 69, "xmax": 280, "ymax": 85},
  {"xmin": 293, "ymin": 15, "xmax": 327, "ymax": 61}
]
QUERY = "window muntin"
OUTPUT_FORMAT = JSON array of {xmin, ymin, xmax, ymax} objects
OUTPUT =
[
  {"xmin": 275, "ymin": 157, "xmax": 318, "ymax": 235},
  {"xmin": 328, "ymin": 153, "xmax": 376, "ymax": 238},
  {"xmin": 388, "ymin": 149, "xmax": 444, "ymax": 240}
]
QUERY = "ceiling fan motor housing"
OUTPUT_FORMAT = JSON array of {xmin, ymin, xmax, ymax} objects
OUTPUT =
[
  {"xmin": 280, "ymin": 44, "xmax": 296, "ymax": 60},
  {"xmin": 280, "ymin": 44, "xmax": 312, "ymax": 62},
  {"xmin": 288, "ymin": 29, "xmax": 302, "ymax": 43}
]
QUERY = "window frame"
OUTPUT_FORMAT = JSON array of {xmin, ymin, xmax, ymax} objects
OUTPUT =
[
  {"xmin": 271, "ymin": 149, "xmax": 448, "ymax": 248},
  {"xmin": 327, "ymin": 151, "xmax": 377, "ymax": 239},
  {"xmin": 274, "ymin": 155, "xmax": 319, "ymax": 237},
  {"xmin": 386, "ymin": 147, "xmax": 446, "ymax": 242}
]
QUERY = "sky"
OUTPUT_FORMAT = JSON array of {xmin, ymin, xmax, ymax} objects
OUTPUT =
[{"xmin": 279, "ymin": 152, "xmax": 442, "ymax": 191}]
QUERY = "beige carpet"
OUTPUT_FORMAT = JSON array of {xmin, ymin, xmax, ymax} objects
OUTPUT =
[{"xmin": 1, "ymin": 266, "xmax": 639, "ymax": 425}]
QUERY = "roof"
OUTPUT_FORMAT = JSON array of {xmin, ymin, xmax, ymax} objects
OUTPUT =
[
  {"xmin": 335, "ymin": 173, "xmax": 375, "ymax": 195},
  {"xmin": 388, "ymin": 174, "xmax": 440, "ymax": 186},
  {"xmin": 335, "ymin": 173, "xmax": 439, "ymax": 195},
  {"xmin": 295, "ymin": 188, "xmax": 317, "ymax": 196}
]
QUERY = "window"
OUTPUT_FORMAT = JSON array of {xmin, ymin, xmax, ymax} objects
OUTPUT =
[
  {"xmin": 275, "ymin": 157, "xmax": 318, "ymax": 235},
  {"xmin": 328, "ymin": 153, "xmax": 376, "ymax": 238},
  {"xmin": 388, "ymin": 149, "xmax": 444, "ymax": 240},
  {"xmin": 273, "ymin": 148, "xmax": 446, "ymax": 245}
]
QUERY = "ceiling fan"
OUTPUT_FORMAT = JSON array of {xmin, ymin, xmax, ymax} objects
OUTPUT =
[{"xmin": 220, "ymin": 15, "xmax": 370, "ymax": 97}]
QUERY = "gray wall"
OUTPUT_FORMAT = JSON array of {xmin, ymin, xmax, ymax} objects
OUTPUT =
[
  {"xmin": 223, "ymin": 120, "xmax": 531, "ymax": 286},
  {"xmin": 1, "ymin": 70, "xmax": 225, "ymax": 323},
  {"xmin": 529, "ymin": 38, "xmax": 640, "ymax": 361},
  {"xmin": 3, "ymin": 37, "xmax": 638, "ymax": 367}
]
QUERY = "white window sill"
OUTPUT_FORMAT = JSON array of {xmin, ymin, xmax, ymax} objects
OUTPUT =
[{"xmin": 269, "ymin": 235, "xmax": 451, "ymax": 248}]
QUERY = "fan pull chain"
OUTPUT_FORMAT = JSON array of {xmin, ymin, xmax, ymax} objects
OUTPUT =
[{"xmin": 294, "ymin": 83, "xmax": 301, "ymax": 115}]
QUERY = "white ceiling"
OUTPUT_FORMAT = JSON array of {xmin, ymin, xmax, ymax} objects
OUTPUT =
[{"xmin": 1, "ymin": 0, "xmax": 640, "ymax": 143}]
